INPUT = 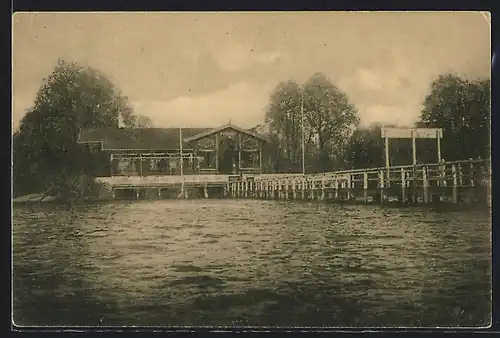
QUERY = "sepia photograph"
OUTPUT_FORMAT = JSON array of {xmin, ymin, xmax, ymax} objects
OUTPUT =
[{"xmin": 12, "ymin": 11, "xmax": 491, "ymax": 328}]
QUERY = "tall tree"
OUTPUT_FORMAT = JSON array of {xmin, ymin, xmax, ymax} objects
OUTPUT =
[
  {"xmin": 302, "ymin": 73, "xmax": 360, "ymax": 172},
  {"xmin": 264, "ymin": 74, "xmax": 360, "ymax": 173},
  {"xmin": 264, "ymin": 80, "xmax": 303, "ymax": 171},
  {"xmin": 417, "ymin": 73, "xmax": 490, "ymax": 161},
  {"xmin": 13, "ymin": 59, "xmax": 136, "ymax": 198}
]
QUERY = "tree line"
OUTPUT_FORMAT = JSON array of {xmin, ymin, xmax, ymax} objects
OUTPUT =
[
  {"xmin": 12, "ymin": 59, "xmax": 490, "ymax": 199},
  {"xmin": 259, "ymin": 73, "xmax": 490, "ymax": 173}
]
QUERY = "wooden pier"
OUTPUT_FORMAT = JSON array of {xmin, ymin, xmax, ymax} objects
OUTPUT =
[{"xmin": 224, "ymin": 159, "xmax": 490, "ymax": 206}]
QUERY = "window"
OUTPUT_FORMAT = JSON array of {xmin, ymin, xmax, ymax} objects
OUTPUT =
[{"xmin": 240, "ymin": 151, "xmax": 256, "ymax": 168}]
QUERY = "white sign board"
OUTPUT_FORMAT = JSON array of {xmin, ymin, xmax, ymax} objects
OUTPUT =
[{"xmin": 381, "ymin": 128, "xmax": 443, "ymax": 139}]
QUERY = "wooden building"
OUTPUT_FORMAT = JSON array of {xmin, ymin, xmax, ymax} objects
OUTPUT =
[{"xmin": 77, "ymin": 122, "xmax": 267, "ymax": 178}]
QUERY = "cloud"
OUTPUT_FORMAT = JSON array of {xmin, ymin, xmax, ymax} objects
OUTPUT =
[
  {"xmin": 357, "ymin": 103, "xmax": 421, "ymax": 127},
  {"xmin": 131, "ymin": 81, "xmax": 275, "ymax": 128},
  {"xmin": 340, "ymin": 67, "xmax": 409, "ymax": 94},
  {"xmin": 202, "ymin": 37, "xmax": 285, "ymax": 72},
  {"xmin": 336, "ymin": 54, "xmax": 437, "ymax": 127}
]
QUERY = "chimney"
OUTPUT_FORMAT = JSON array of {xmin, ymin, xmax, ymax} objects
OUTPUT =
[{"xmin": 118, "ymin": 113, "xmax": 125, "ymax": 128}]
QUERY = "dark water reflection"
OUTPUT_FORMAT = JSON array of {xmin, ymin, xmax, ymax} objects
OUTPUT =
[{"xmin": 13, "ymin": 200, "xmax": 491, "ymax": 327}]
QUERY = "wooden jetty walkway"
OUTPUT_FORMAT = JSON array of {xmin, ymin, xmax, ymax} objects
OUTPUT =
[{"xmin": 224, "ymin": 159, "xmax": 490, "ymax": 206}]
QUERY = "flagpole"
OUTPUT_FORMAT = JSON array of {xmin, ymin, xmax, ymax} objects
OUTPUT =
[
  {"xmin": 301, "ymin": 90, "xmax": 305, "ymax": 175},
  {"xmin": 179, "ymin": 127, "xmax": 185, "ymax": 198},
  {"xmin": 179, "ymin": 127, "xmax": 184, "ymax": 176}
]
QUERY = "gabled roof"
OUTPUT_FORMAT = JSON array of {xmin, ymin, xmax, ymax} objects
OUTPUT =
[
  {"xmin": 77, "ymin": 124, "xmax": 267, "ymax": 151},
  {"xmin": 77, "ymin": 128, "xmax": 210, "ymax": 150},
  {"xmin": 183, "ymin": 123, "xmax": 268, "ymax": 143}
]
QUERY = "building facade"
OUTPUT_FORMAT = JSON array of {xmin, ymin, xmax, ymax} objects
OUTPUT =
[{"xmin": 77, "ymin": 123, "xmax": 267, "ymax": 178}]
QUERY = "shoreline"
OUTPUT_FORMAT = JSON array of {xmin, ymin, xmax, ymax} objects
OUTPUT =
[
  {"xmin": 12, "ymin": 193, "xmax": 101, "ymax": 206},
  {"xmin": 12, "ymin": 193, "xmax": 490, "ymax": 213}
]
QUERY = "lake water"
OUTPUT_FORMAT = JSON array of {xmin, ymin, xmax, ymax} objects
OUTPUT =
[{"xmin": 12, "ymin": 200, "xmax": 491, "ymax": 328}]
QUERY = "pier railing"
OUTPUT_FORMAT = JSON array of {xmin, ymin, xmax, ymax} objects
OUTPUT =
[{"xmin": 224, "ymin": 159, "xmax": 490, "ymax": 205}]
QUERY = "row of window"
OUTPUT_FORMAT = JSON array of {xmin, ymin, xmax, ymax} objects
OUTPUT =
[{"xmin": 109, "ymin": 152, "xmax": 261, "ymax": 176}]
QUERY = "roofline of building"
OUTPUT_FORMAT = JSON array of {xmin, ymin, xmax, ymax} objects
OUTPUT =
[
  {"xmin": 76, "ymin": 123, "xmax": 268, "ymax": 150},
  {"xmin": 184, "ymin": 123, "xmax": 268, "ymax": 143}
]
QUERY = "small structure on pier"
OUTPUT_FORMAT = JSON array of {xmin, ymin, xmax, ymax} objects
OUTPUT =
[{"xmin": 78, "ymin": 122, "xmax": 267, "ymax": 177}]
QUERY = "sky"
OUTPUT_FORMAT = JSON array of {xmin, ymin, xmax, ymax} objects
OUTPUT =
[{"xmin": 12, "ymin": 11, "xmax": 490, "ymax": 132}]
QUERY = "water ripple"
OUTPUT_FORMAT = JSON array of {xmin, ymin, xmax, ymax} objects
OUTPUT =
[{"xmin": 12, "ymin": 201, "xmax": 491, "ymax": 327}]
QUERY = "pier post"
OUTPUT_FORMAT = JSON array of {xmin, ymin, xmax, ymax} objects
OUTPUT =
[
  {"xmin": 422, "ymin": 166, "xmax": 429, "ymax": 203},
  {"xmin": 379, "ymin": 170, "xmax": 385, "ymax": 203},
  {"xmin": 301, "ymin": 179, "xmax": 305, "ymax": 200},
  {"xmin": 244, "ymin": 181, "xmax": 248, "ymax": 198},
  {"xmin": 458, "ymin": 164, "xmax": 463, "ymax": 187},
  {"xmin": 271, "ymin": 180, "xmax": 276, "ymax": 199},
  {"xmin": 400, "ymin": 168, "xmax": 406, "ymax": 204},
  {"xmin": 311, "ymin": 180, "xmax": 315, "ymax": 200},
  {"xmin": 363, "ymin": 171, "xmax": 368, "ymax": 203},
  {"xmin": 292, "ymin": 179, "xmax": 297, "ymax": 200},
  {"xmin": 334, "ymin": 175, "xmax": 339, "ymax": 200},
  {"xmin": 347, "ymin": 174, "xmax": 352, "ymax": 201},
  {"xmin": 452, "ymin": 164, "xmax": 458, "ymax": 203},
  {"xmin": 411, "ymin": 167, "xmax": 416, "ymax": 204},
  {"xmin": 469, "ymin": 162, "xmax": 476, "ymax": 203},
  {"xmin": 285, "ymin": 180, "xmax": 289, "ymax": 200},
  {"xmin": 321, "ymin": 178, "xmax": 326, "ymax": 201}
]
